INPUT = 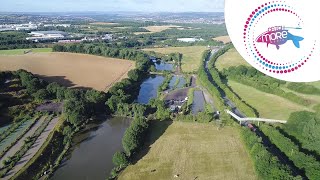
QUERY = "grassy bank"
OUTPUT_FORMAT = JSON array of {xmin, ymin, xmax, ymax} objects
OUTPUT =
[
  {"xmin": 119, "ymin": 121, "xmax": 256, "ymax": 180},
  {"xmin": 228, "ymin": 81, "xmax": 312, "ymax": 119}
]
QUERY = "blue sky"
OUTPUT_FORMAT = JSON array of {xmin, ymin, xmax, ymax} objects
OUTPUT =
[{"xmin": 1, "ymin": 0, "xmax": 224, "ymax": 12}]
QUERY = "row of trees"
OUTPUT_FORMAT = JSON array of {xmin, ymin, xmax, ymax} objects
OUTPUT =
[
  {"xmin": 111, "ymin": 115, "xmax": 149, "ymax": 179},
  {"xmin": 287, "ymin": 83, "xmax": 320, "ymax": 95},
  {"xmin": 52, "ymin": 43, "xmax": 151, "ymax": 62},
  {"xmin": 15, "ymin": 70, "xmax": 107, "ymax": 128},
  {"xmin": 284, "ymin": 111, "xmax": 320, "ymax": 156},
  {"xmin": 198, "ymin": 50, "xmax": 225, "ymax": 110},
  {"xmin": 223, "ymin": 66, "xmax": 310, "ymax": 106},
  {"xmin": 260, "ymin": 124, "xmax": 320, "ymax": 179},
  {"xmin": 206, "ymin": 45, "xmax": 258, "ymax": 117},
  {"xmin": 106, "ymin": 62, "xmax": 150, "ymax": 114},
  {"xmin": 240, "ymin": 128, "xmax": 299, "ymax": 179}
]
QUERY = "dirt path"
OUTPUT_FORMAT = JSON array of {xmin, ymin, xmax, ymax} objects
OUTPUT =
[
  {"xmin": 0, "ymin": 116, "xmax": 47, "ymax": 168},
  {"xmin": 3, "ymin": 117, "xmax": 59, "ymax": 180}
]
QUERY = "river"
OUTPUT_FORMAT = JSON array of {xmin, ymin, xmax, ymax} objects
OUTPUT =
[{"xmin": 50, "ymin": 117, "xmax": 131, "ymax": 180}]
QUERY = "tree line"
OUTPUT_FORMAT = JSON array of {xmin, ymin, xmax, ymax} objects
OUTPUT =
[
  {"xmin": 240, "ymin": 127, "xmax": 300, "ymax": 179},
  {"xmin": 205, "ymin": 45, "xmax": 258, "ymax": 117},
  {"xmin": 260, "ymin": 124, "xmax": 320, "ymax": 179},
  {"xmin": 284, "ymin": 111, "xmax": 320, "ymax": 156},
  {"xmin": 287, "ymin": 83, "xmax": 320, "ymax": 95}
]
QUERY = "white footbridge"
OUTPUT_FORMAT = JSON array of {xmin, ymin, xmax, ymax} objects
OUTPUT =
[{"xmin": 225, "ymin": 110, "xmax": 287, "ymax": 124}]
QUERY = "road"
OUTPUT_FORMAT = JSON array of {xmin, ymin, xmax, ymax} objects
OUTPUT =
[
  {"xmin": 0, "ymin": 116, "xmax": 47, "ymax": 168},
  {"xmin": 3, "ymin": 117, "xmax": 59, "ymax": 180}
]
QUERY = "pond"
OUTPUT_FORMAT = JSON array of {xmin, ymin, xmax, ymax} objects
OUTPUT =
[
  {"xmin": 154, "ymin": 62, "xmax": 174, "ymax": 71},
  {"xmin": 168, "ymin": 76, "xmax": 186, "ymax": 90},
  {"xmin": 192, "ymin": 90, "xmax": 205, "ymax": 114},
  {"xmin": 137, "ymin": 75, "xmax": 164, "ymax": 104},
  {"xmin": 168, "ymin": 75, "xmax": 178, "ymax": 90},
  {"xmin": 50, "ymin": 117, "xmax": 131, "ymax": 180},
  {"xmin": 176, "ymin": 76, "xmax": 186, "ymax": 89}
]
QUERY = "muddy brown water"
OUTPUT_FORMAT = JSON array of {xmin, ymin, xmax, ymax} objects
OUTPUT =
[{"xmin": 50, "ymin": 117, "xmax": 131, "ymax": 180}]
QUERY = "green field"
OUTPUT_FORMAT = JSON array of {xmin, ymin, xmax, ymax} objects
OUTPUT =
[
  {"xmin": 0, "ymin": 48, "xmax": 52, "ymax": 55},
  {"xmin": 119, "ymin": 121, "xmax": 256, "ymax": 180},
  {"xmin": 308, "ymin": 81, "xmax": 320, "ymax": 90},
  {"xmin": 215, "ymin": 48, "xmax": 250, "ymax": 71},
  {"xmin": 228, "ymin": 81, "xmax": 312, "ymax": 120},
  {"xmin": 143, "ymin": 46, "xmax": 208, "ymax": 72},
  {"xmin": 281, "ymin": 86, "xmax": 320, "ymax": 109}
]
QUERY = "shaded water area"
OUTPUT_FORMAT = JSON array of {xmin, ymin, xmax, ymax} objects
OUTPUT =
[
  {"xmin": 137, "ymin": 75, "xmax": 164, "ymax": 104},
  {"xmin": 154, "ymin": 62, "xmax": 174, "ymax": 71},
  {"xmin": 192, "ymin": 90, "xmax": 205, "ymax": 114},
  {"xmin": 50, "ymin": 117, "xmax": 131, "ymax": 180},
  {"xmin": 168, "ymin": 76, "xmax": 186, "ymax": 90},
  {"xmin": 177, "ymin": 76, "xmax": 186, "ymax": 88},
  {"xmin": 168, "ymin": 76, "xmax": 178, "ymax": 90}
]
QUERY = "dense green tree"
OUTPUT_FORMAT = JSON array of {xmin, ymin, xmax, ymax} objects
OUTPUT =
[
  {"xmin": 33, "ymin": 89, "xmax": 49, "ymax": 101},
  {"xmin": 112, "ymin": 152, "xmax": 129, "ymax": 168}
]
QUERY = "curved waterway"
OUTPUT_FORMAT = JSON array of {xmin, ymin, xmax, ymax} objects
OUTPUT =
[{"xmin": 50, "ymin": 117, "xmax": 131, "ymax": 180}]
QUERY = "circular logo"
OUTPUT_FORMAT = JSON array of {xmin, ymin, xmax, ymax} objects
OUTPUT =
[{"xmin": 225, "ymin": 0, "xmax": 320, "ymax": 82}]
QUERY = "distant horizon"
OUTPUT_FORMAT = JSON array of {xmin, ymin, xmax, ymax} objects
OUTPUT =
[
  {"xmin": 1, "ymin": 0, "xmax": 224, "ymax": 13},
  {"xmin": 0, "ymin": 11, "xmax": 225, "ymax": 14}
]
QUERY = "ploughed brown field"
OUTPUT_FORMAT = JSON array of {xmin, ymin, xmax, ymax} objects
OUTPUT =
[{"xmin": 0, "ymin": 53, "xmax": 134, "ymax": 91}]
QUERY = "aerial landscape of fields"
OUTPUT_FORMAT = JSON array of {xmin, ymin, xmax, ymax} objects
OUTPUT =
[
  {"xmin": 0, "ymin": 52, "xmax": 134, "ymax": 91},
  {"xmin": 0, "ymin": 1, "xmax": 320, "ymax": 179}
]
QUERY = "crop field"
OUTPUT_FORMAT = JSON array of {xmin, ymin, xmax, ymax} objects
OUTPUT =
[
  {"xmin": 143, "ymin": 46, "xmax": 207, "ymax": 72},
  {"xmin": 0, "ymin": 48, "xmax": 52, "ymax": 55},
  {"xmin": 228, "ymin": 81, "xmax": 312, "ymax": 120},
  {"xmin": 134, "ymin": 25, "xmax": 181, "ymax": 35},
  {"xmin": 213, "ymin": 36, "xmax": 231, "ymax": 44},
  {"xmin": 0, "ymin": 120, "xmax": 34, "ymax": 153},
  {"xmin": 215, "ymin": 48, "xmax": 250, "ymax": 71},
  {"xmin": 119, "ymin": 121, "xmax": 256, "ymax": 180},
  {"xmin": 0, "ymin": 52, "xmax": 134, "ymax": 91}
]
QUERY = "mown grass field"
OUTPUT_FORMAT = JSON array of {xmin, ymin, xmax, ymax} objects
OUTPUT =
[
  {"xmin": 213, "ymin": 36, "xmax": 231, "ymax": 44},
  {"xmin": 215, "ymin": 48, "xmax": 250, "ymax": 71},
  {"xmin": 0, "ymin": 52, "xmax": 134, "ymax": 91},
  {"xmin": 281, "ymin": 86, "xmax": 320, "ymax": 109},
  {"xmin": 0, "ymin": 48, "xmax": 52, "ymax": 55},
  {"xmin": 228, "ymin": 81, "xmax": 312, "ymax": 120},
  {"xmin": 119, "ymin": 121, "xmax": 256, "ymax": 180},
  {"xmin": 143, "ymin": 46, "xmax": 207, "ymax": 72}
]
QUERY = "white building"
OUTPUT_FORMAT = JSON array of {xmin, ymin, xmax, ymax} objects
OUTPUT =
[
  {"xmin": 26, "ymin": 31, "xmax": 68, "ymax": 41},
  {"xmin": 177, "ymin": 38, "xmax": 204, "ymax": 43}
]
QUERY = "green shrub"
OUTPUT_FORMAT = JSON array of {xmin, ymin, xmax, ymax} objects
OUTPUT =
[{"xmin": 112, "ymin": 152, "xmax": 129, "ymax": 168}]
